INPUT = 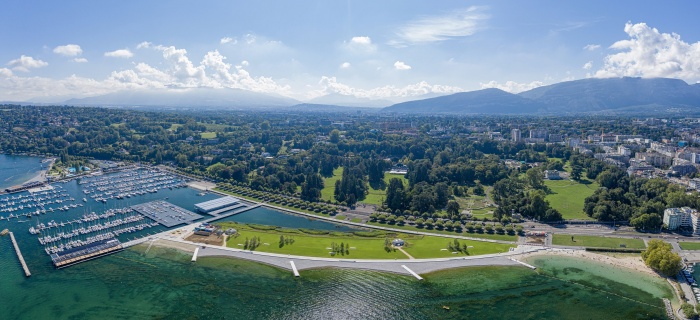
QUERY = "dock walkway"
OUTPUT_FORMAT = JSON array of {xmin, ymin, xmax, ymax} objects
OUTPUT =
[{"xmin": 9, "ymin": 232, "xmax": 31, "ymax": 277}]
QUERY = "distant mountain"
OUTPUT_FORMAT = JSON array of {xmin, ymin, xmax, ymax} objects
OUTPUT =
[
  {"xmin": 64, "ymin": 88, "xmax": 299, "ymax": 108},
  {"xmin": 383, "ymin": 77, "xmax": 700, "ymax": 114},
  {"xmin": 307, "ymin": 93, "xmax": 392, "ymax": 108},
  {"xmin": 383, "ymin": 88, "xmax": 540, "ymax": 114},
  {"xmin": 285, "ymin": 103, "xmax": 381, "ymax": 113},
  {"xmin": 519, "ymin": 77, "xmax": 700, "ymax": 113}
]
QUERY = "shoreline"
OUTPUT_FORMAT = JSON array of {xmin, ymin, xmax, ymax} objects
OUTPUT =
[
  {"xmin": 19, "ymin": 157, "xmax": 54, "ymax": 186},
  {"xmin": 515, "ymin": 248, "xmax": 658, "ymax": 277},
  {"xmin": 138, "ymin": 235, "xmax": 663, "ymax": 280}
]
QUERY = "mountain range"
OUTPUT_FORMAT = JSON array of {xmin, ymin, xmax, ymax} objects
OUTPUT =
[
  {"xmin": 7, "ymin": 77, "xmax": 700, "ymax": 114},
  {"xmin": 384, "ymin": 77, "xmax": 700, "ymax": 114}
]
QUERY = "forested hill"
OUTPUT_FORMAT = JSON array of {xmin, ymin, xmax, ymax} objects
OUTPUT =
[{"xmin": 383, "ymin": 77, "xmax": 700, "ymax": 114}]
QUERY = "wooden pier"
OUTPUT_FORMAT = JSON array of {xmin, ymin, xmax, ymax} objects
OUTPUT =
[{"xmin": 9, "ymin": 232, "xmax": 31, "ymax": 277}]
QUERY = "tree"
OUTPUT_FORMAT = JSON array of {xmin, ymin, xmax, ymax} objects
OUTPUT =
[
  {"xmin": 473, "ymin": 183, "xmax": 485, "ymax": 196},
  {"xmin": 446, "ymin": 201, "xmax": 460, "ymax": 219},
  {"xmin": 642, "ymin": 239, "xmax": 682, "ymax": 277},
  {"xmin": 630, "ymin": 213, "xmax": 662, "ymax": 231},
  {"xmin": 385, "ymin": 178, "xmax": 406, "ymax": 211},
  {"xmin": 525, "ymin": 167, "xmax": 544, "ymax": 190},
  {"xmin": 329, "ymin": 129, "xmax": 340, "ymax": 143},
  {"xmin": 571, "ymin": 165, "xmax": 583, "ymax": 181}
]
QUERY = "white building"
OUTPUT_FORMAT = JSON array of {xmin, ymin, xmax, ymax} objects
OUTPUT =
[
  {"xmin": 663, "ymin": 207, "xmax": 696, "ymax": 231},
  {"xmin": 511, "ymin": 129, "xmax": 521, "ymax": 142}
]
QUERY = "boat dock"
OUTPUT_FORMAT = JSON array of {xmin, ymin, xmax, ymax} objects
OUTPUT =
[
  {"xmin": 131, "ymin": 200, "xmax": 203, "ymax": 227},
  {"xmin": 9, "ymin": 232, "xmax": 31, "ymax": 277},
  {"xmin": 401, "ymin": 265, "xmax": 423, "ymax": 280},
  {"xmin": 50, "ymin": 238, "xmax": 124, "ymax": 268}
]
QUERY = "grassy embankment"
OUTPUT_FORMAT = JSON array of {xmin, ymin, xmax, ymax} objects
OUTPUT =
[
  {"xmin": 217, "ymin": 222, "xmax": 514, "ymax": 259},
  {"xmin": 552, "ymin": 234, "xmax": 646, "ymax": 249},
  {"xmin": 679, "ymin": 242, "xmax": 700, "ymax": 250}
]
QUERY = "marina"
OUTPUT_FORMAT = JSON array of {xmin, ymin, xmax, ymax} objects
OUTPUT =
[
  {"xmin": 80, "ymin": 169, "xmax": 188, "ymax": 204},
  {"xmin": 131, "ymin": 200, "xmax": 204, "ymax": 227}
]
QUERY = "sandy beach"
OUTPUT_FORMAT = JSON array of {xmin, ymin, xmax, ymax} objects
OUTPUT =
[
  {"xmin": 516, "ymin": 248, "xmax": 657, "ymax": 276},
  {"xmin": 23, "ymin": 158, "xmax": 55, "ymax": 185}
]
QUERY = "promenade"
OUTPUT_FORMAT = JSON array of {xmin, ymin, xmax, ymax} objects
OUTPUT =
[{"xmin": 149, "ymin": 236, "xmax": 544, "ymax": 277}]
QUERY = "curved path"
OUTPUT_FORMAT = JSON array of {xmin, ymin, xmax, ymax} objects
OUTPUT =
[{"xmin": 148, "ymin": 236, "xmax": 545, "ymax": 277}]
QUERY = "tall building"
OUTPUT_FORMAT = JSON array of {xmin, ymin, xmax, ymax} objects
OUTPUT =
[
  {"xmin": 529, "ymin": 129, "xmax": 548, "ymax": 140},
  {"xmin": 511, "ymin": 129, "xmax": 521, "ymax": 142},
  {"xmin": 663, "ymin": 207, "xmax": 695, "ymax": 231}
]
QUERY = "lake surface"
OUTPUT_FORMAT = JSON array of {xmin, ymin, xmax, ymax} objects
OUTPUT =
[
  {"xmin": 0, "ymin": 155, "xmax": 673, "ymax": 319},
  {"xmin": 0, "ymin": 154, "xmax": 46, "ymax": 190},
  {"xmin": 218, "ymin": 206, "xmax": 360, "ymax": 232}
]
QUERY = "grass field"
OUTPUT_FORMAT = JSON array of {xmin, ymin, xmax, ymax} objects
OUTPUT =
[
  {"xmin": 552, "ymin": 234, "xmax": 646, "ymax": 249},
  {"xmin": 320, "ymin": 167, "xmax": 343, "ymax": 202},
  {"xmin": 218, "ymin": 223, "xmax": 511, "ymax": 259},
  {"xmin": 402, "ymin": 235, "xmax": 514, "ymax": 258},
  {"xmin": 679, "ymin": 242, "xmax": 700, "ymax": 250},
  {"xmin": 362, "ymin": 173, "xmax": 409, "ymax": 205},
  {"xmin": 200, "ymin": 131, "xmax": 217, "ymax": 139},
  {"xmin": 367, "ymin": 221, "xmax": 517, "ymax": 241},
  {"xmin": 545, "ymin": 179, "xmax": 598, "ymax": 220}
]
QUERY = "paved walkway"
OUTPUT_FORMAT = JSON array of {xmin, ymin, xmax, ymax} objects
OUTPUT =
[
  {"xmin": 396, "ymin": 247, "xmax": 415, "ymax": 259},
  {"xmin": 154, "ymin": 236, "xmax": 544, "ymax": 276}
]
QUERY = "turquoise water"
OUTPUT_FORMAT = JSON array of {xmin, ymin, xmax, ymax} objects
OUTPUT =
[
  {"xmin": 0, "ymin": 154, "xmax": 46, "ymax": 189},
  {"xmin": 0, "ymin": 156, "xmax": 674, "ymax": 319}
]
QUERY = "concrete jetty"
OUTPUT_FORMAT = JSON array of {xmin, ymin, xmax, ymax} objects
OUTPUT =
[
  {"xmin": 192, "ymin": 247, "xmax": 199, "ymax": 262},
  {"xmin": 9, "ymin": 232, "xmax": 31, "ymax": 277},
  {"xmin": 401, "ymin": 265, "xmax": 423, "ymax": 280},
  {"xmin": 509, "ymin": 258, "xmax": 537, "ymax": 270},
  {"xmin": 290, "ymin": 261, "xmax": 300, "ymax": 277}
]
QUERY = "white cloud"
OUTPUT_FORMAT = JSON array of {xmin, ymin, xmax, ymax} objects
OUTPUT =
[
  {"xmin": 104, "ymin": 49, "xmax": 134, "ymax": 58},
  {"xmin": 480, "ymin": 80, "xmax": 544, "ymax": 93},
  {"xmin": 136, "ymin": 41, "xmax": 152, "ymax": 49},
  {"xmin": 595, "ymin": 22, "xmax": 700, "ymax": 82},
  {"xmin": 313, "ymin": 76, "xmax": 462, "ymax": 100},
  {"xmin": 344, "ymin": 36, "xmax": 377, "ymax": 53},
  {"xmin": 340, "ymin": 62, "xmax": 351, "ymax": 69},
  {"xmin": 220, "ymin": 37, "xmax": 236, "ymax": 44},
  {"xmin": 53, "ymin": 44, "xmax": 83, "ymax": 56},
  {"xmin": 7, "ymin": 55, "xmax": 48, "ymax": 72},
  {"xmin": 73, "ymin": 58, "xmax": 88, "ymax": 63},
  {"xmin": 394, "ymin": 61, "xmax": 412, "ymax": 70},
  {"xmin": 391, "ymin": 6, "xmax": 489, "ymax": 46},
  {"xmin": 583, "ymin": 44, "xmax": 601, "ymax": 51},
  {"xmin": 0, "ymin": 68, "xmax": 12, "ymax": 77},
  {"xmin": 241, "ymin": 60, "xmax": 249, "ymax": 66},
  {"xmin": 582, "ymin": 61, "xmax": 593, "ymax": 70}
]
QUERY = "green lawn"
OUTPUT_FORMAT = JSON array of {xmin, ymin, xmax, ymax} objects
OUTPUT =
[
  {"xmin": 545, "ymin": 179, "xmax": 599, "ymax": 220},
  {"xmin": 217, "ymin": 223, "xmax": 511, "ymax": 259},
  {"xmin": 168, "ymin": 123, "xmax": 182, "ymax": 131},
  {"xmin": 552, "ymin": 234, "xmax": 646, "ymax": 249},
  {"xmin": 367, "ymin": 221, "xmax": 517, "ymax": 241},
  {"xmin": 679, "ymin": 242, "xmax": 700, "ymax": 250},
  {"xmin": 362, "ymin": 172, "xmax": 409, "ymax": 206},
  {"xmin": 402, "ymin": 235, "xmax": 514, "ymax": 258},
  {"xmin": 320, "ymin": 167, "xmax": 343, "ymax": 202},
  {"xmin": 200, "ymin": 131, "xmax": 217, "ymax": 139}
]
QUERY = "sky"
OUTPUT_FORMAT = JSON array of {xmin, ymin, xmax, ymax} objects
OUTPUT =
[{"xmin": 1, "ymin": 0, "xmax": 700, "ymax": 103}]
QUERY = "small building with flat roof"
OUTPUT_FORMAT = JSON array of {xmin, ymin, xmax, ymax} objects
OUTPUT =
[{"xmin": 195, "ymin": 196, "xmax": 240, "ymax": 214}]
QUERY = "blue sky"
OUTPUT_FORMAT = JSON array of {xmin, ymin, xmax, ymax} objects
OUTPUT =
[{"xmin": 1, "ymin": 0, "xmax": 699, "ymax": 102}]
